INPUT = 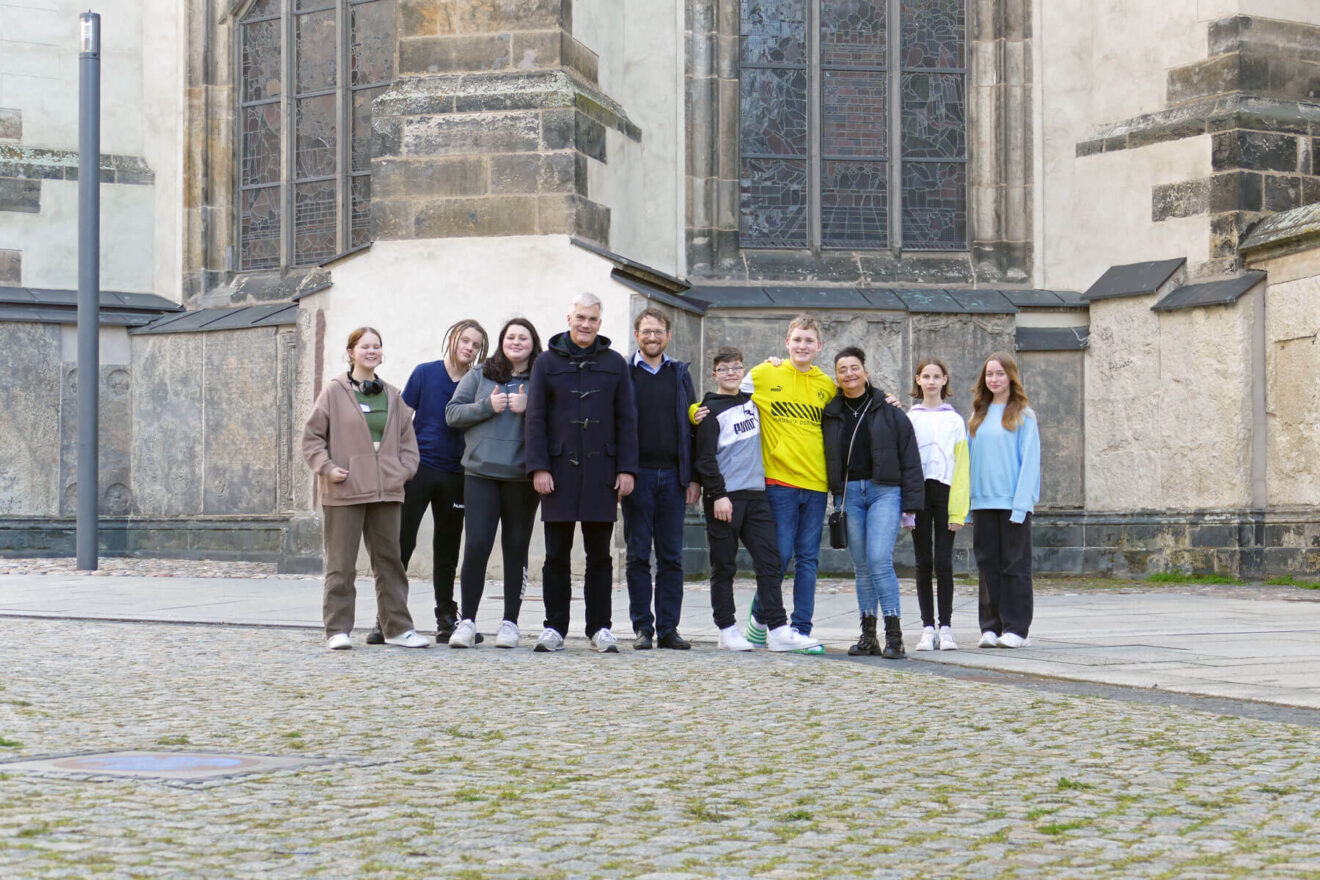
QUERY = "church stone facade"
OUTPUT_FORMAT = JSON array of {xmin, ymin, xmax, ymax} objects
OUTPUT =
[{"xmin": 3, "ymin": 0, "xmax": 1320, "ymax": 579}]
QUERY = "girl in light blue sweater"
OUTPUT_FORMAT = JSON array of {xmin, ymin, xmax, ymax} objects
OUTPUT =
[{"xmin": 968, "ymin": 351, "xmax": 1040, "ymax": 649}]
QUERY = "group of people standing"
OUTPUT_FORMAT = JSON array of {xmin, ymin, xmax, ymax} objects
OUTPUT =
[{"xmin": 300, "ymin": 294, "xmax": 1041, "ymax": 655}]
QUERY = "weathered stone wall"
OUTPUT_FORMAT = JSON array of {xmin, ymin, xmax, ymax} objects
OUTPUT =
[
  {"xmin": 1084, "ymin": 296, "xmax": 1162, "ymax": 510},
  {"xmin": 0, "ymin": 322, "xmax": 62, "ymax": 515},
  {"xmin": 1157, "ymin": 299, "xmax": 1255, "ymax": 509},
  {"xmin": 1018, "ymin": 350, "xmax": 1084, "ymax": 509},
  {"xmin": 1085, "ymin": 291, "xmax": 1256, "ymax": 512},
  {"xmin": 1254, "ymin": 248, "xmax": 1320, "ymax": 509},
  {"xmin": 130, "ymin": 327, "xmax": 291, "ymax": 517}
]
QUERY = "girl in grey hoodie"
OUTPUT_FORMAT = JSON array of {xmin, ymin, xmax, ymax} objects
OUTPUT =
[{"xmin": 444, "ymin": 318, "xmax": 543, "ymax": 648}]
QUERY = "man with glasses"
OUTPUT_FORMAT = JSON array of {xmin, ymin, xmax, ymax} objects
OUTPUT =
[{"xmin": 621, "ymin": 307, "xmax": 700, "ymax": 650}]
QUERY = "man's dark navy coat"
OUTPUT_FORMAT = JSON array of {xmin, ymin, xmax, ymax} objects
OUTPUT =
[{"xmin": 525, "ymin": 331, "xmax": 640, "ymax": 522}]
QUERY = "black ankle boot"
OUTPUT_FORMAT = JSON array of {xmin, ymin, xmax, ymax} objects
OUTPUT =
[
  {"xmin": 435, "ymin": 609, "xmax": 457, "ymax": 644},
  {"xmin": 848, "ymin": 614, "xmax": 881, "ymax": 656},
  {"xmin": 881, "ymin": 615, "xmax": 905, "ymax": 659},
  {"xmin": 365, "ymin": 621, "xmax": 385, "ymax": 645}
]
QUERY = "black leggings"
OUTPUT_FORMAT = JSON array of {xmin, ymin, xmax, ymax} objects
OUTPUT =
[
  {"xmin": 458, "ymin": 475, "xmax": 540, "ymax": 623},
  {"xmin": 912, "ymin": 478, "xmax": 955, "ymax": 627},
  {"xmin": 400, "ymin": 466, "xmax": 465, "ymax": 619}
]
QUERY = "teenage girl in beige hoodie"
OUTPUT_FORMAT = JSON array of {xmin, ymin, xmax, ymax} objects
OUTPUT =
[{"xmin": 302, "ymin": 327, "xmax": 427, "ymax": 651}]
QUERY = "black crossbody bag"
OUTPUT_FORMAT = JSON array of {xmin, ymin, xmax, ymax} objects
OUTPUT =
[{"xmin": 828, "ymin": 396, "xmax": 870, "ymax": 549}]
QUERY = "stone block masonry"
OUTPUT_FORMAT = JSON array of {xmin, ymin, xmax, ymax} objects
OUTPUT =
[{"xmin": 368, "ymin": 65, "xmax": 636, "ymax": 245}]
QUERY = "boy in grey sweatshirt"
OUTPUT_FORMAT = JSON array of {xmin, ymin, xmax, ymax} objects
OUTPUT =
[{"xmin": 694, "ymin": 347, "xmax": 821, "ymax": 653}]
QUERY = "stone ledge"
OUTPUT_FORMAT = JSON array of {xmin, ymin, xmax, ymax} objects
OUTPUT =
[
  {"xmin": 0, "ymin": 145, "xmax": 155, "ymax": 185},
  {"xmin": 1076, "ymin": 94, "xmax": 1320, "ymax": 157},
  {"xmin": 1241, "ymin": 201, "xmax": 1320, "ymax": 255},
  {"xmin": 377, "ymin": 71, "xmax": 639, "ymax": 143}
]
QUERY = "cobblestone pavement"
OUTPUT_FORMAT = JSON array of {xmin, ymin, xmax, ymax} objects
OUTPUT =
[{"xmin": 3, "ymin": 617, "xmax": 1320, "ymax": 879}]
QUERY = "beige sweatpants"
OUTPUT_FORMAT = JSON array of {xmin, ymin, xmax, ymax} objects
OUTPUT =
[{"xmin": 321, "ymin": 502, "xmax": 415, "ymax": 639}]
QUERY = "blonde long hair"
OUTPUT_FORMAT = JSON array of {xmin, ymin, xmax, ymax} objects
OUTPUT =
[{"xmin": 969, "ymin": 351, "xmax": 1029, "ymax": 436}]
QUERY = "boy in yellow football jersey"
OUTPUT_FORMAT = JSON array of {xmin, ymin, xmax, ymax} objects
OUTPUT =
[{"xmin": 739, "ymin": 314, "xmax": 836, "ymax": 648}]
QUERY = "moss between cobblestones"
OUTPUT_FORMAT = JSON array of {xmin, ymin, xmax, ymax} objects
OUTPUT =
[{"xmin": 2, "ymin": 619, "xmax": 1320, "ymax": 878}]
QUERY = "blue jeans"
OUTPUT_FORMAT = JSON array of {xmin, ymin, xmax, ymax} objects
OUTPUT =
[
  {"xmin": 621, "ymin": 467, "xmax": 687, "ymax": 638},
  {"xmin": 750, "ymin": 484, "xmax": 827, "ymax": 635},
  {"xmin": 844, "ymin": 481, "xmax": 902, "ymax": 618}
]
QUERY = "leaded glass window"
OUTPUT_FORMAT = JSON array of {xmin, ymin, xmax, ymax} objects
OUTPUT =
[
  {"xmin": 740, "ymin": 0, "xmax": 966, "ymax": 251},
  {"xmin": 237, "ymin": 0, "xmax": 395, "ymax": 271}
]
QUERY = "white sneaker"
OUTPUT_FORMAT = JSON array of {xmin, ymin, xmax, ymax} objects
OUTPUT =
[
  {"xmin": 978, "ymin": 631, "xmax": 999, "ymax": 648},
  {"xmin": 326, "ymin": 633, "xmax": 351, "ymax": 651},
  {"xmin": 495, "ymin": 620, "xmax": 520, "ymax": 649},
  {"xmin": 718, "ymin": 625, "xmax": 755, "ymax": 651},
  {"xmin": 533, "ymin": 628, "xmax": 564, "ymax": 652},
  {"xmin": 915, "ymin": 626, "xmax": 937, "ymax": 651},
  {"xmin": 590, "ymin": 627, "xmax": 620, "ymax": 653},
  {"xmin": 448, "ymin": 619, "xmax": 477, "ymax": 648},
  {"xmin": 384, "ymin": 629, "xmax": 429, "ymax": 648},
  {"xmin": 938, "ymin": 626, "xmax": 958, "ymax": 651},
  {"xmin": 767, "ymin": 625, "xmax": 822, "ymax": 653},
  {"xmin": 997, "ymin": 632, "xmax": 1030, "ymax": 649}
]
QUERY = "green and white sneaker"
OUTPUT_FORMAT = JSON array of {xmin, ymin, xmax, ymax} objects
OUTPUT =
[
  {"xmin": 767, "ymin": 625, "xmax": 822, "ymax": 653},
  {"xmin": 745, "ymin": 614, "xmax": 767, "ymax": 646}
]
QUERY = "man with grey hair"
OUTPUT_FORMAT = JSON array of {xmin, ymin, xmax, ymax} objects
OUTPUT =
[{"xmin": 524, "ymin": 293, "xmax": 639, "ymax": 653}]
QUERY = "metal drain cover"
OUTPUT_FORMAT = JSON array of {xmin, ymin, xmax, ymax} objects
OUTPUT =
[{"xmin": 0, "ymin": 750, "xmax": 322, "ymax": 781}]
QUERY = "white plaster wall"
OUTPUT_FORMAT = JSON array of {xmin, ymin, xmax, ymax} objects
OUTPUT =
[
  {"xmin": 1203, "ymin": 0, "xmax": 1320, "ymax": 23},
  {"xmin": 1049, "ymin": 139, "xmax": 1212, "ymax": 292},
  {"xmin": 308, "ymin": 235, "xmax": 638, "ymax": 579},
  {"xmin": 1037, "ymin": 0, "xmax": 1215, "ymax": 292},
  {"xmin": 0, "ymin": 179, "xmax": 156, "ymax": 291},
  {"xmin": 573, "ymin": 0, "xmax": 682, "ymax": 276},
  {"xmin": 320, "ymin": 236, "xmax": 636, "ymax": 384},
  {"xmin": 0, "ymin": 0, "xmax": 183, "ymax": 298},
  {"xmin": 140, "ymin": 0, "xmax": 185, "ymax": 302}
]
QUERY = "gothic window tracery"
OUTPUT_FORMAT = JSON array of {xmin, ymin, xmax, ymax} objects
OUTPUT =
[
  {"xmin": 237, "ymin": 0, "xmax": 395, "ymax": 271},
  {"xmin": 740, "ymin": 0, "xmax": 966, "ymax": 251}
]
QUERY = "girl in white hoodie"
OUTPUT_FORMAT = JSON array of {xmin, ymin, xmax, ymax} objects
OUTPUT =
[{"xmin": 906, "ymin": 357, "xmax": 970, "ymax": 651}]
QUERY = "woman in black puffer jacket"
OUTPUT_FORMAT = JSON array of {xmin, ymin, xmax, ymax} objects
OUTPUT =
[{"xmin": 822, "ymin": 347, "xmax": 925, "ymax": 659}]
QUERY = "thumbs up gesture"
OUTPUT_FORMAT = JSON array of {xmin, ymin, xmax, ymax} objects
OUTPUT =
[
  {"xmin": 508, "ymin": 383, "xmax": 528, "ymax": 414},
  {"xmin": 490, "ymin": 385, "xmax": 509, "ymax": 413}
]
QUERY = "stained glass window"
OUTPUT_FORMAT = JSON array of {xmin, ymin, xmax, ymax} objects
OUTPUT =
[
  {"xmin": 900, "ymin": 0, "xmax": 966, "ymax": 249},
  {"xmin": 738, "ymin": 0, "xmax": 966, "ymax": 251},
  {"xmin": 237, "ymin": 0, "xmax": 396, "ymax": 271},
  {"xmin": 739, "ymin": 0, "xmax": 809, "ymax": 247}
]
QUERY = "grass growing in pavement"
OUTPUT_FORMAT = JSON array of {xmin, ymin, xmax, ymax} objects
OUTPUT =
[
  {"xmin": 1145, "ymin": 572, "xmax": 1243, "ymax": 585},
  {"xmin": 1265, "ymin": 575, "xmax": 1320, "ymax": 589}
]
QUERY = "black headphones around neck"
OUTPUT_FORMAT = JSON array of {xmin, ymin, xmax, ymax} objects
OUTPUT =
[{"xmin": 347, "ymin": 371, "xmax": 383, "ymax": 396}]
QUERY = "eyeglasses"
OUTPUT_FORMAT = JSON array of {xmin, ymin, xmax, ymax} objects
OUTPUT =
[{"xmin": 714, "ymin": 365, "xmax": 744, "ymax": 375}]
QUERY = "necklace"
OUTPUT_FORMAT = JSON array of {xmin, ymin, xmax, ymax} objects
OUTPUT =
[{"xmin": 843, "ymin": 394, "xmax": 868, "ymax": 416}]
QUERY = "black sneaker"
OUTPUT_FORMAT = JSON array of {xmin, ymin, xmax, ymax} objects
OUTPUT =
[
  {"xmin": 365, "ymin": 623, "xmax": 385, "ymax": 645},
  {"xmin": 633, "ymin": 631, "xmax": 653, "ymax": 650}
]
